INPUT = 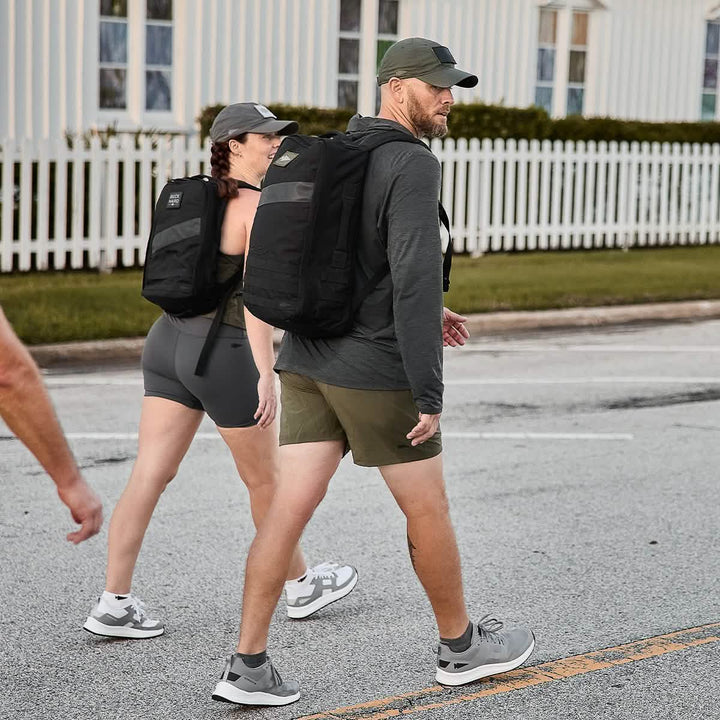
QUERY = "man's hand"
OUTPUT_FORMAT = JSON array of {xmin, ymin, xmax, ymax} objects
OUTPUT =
[
  {"xmin": 56, "ymin": 478, "xmax": 103, "ymax": 544},
  {"xmin": 406, "ymin": 412, "xmax": 441, "ymax": 446},
  {"xmin": 254, "ymin": 373, "xmax": 277, "ymax": 429},
  {"xmin": 442, "ymin": 307, "xmax": 470, "ymax": 347}
]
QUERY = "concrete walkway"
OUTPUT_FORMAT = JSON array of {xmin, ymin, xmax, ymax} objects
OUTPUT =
[{"xmin": 29, "ymin": 298, "xmax": 720, "ymax": 368}]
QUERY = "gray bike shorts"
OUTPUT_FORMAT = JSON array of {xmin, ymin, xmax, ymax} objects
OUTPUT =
[{"xmin": 142, "ymin": 314, "xmax": 259, "ymax": 428}]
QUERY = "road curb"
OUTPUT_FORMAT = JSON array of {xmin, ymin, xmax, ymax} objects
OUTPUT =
[
  {"xmin": 462, "ymin": 299, "xmax": 720, "ymax": 335},
  {"xmin": 30, "ymin": 299, "xmax": 720, "ymax": 368}
]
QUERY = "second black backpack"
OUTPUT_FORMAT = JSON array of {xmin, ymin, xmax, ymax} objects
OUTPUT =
[
  {"xmin": 243, "ymin": 131, "xmax": 452, "ymax": 338},
  {"xmin": 141, "ymin": 175, "xmax": 228, "ymax": 317}
]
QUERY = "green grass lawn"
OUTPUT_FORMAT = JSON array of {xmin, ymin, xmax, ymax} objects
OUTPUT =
[
  {"xmin": 1, "ymin": 245, "xmax": 719, "ymax": 344},
  {"xmin": 445, "ymin": 245, "xmax": 720, "ymax": 313}
]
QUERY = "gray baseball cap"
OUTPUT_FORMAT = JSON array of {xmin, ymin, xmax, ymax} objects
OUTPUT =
[
  {"xmin": 377, "ymin": 37, "xmax": 478, "ymax": 88},
  {"xmin": 209, "ymin": 103, "xmax": 299, "ymax": 143}
]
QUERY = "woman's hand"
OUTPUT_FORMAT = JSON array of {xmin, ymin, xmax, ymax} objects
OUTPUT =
[{"xmin": 254, "ymin": 372, "xmax": 277, "ymax": 428}]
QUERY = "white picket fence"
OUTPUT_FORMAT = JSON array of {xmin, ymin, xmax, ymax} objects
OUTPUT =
[{"xmin": 1, "ymin": 135, "xmax": 719, "ymax": 272}]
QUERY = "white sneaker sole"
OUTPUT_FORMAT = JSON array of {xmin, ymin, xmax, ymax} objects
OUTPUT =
[
  {"xmin": 286, "ymin": 570, "xmax": 358, "ymax": 619},
  {"xmin": 212, "ymin": 681, "xmax": 300, "ymax": 706},
  {"xmin": 83, "ymin": 616, "xmax": 164, "ymax": 639},
  {"xmin": 435, "ymin": 637, "xmax": 536, "ymax": 686}
]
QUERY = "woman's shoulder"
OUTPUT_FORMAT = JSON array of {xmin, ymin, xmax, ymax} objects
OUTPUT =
[{"xmin": 225, "ymin": 186, "xmax": 260, "ymax": 216}]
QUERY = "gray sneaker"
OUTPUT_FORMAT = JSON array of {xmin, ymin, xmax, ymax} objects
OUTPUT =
[
  {"xmin": 284, "ymin": 562, "xmax": 358, "ymax": 619},
  {"xmin": 212, "ymin": 654, "xmax": 300, "ymax": 706},
  {"xmin": 83, "ymin": 594, "xmax": 164, "ymax": 639},
  {"xmin": 435, "ymin": 615, "xmax": 535, "ymax": 686}
]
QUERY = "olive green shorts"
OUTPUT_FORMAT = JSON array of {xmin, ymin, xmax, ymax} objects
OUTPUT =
[{"xmin": 278, "ymin": 371, "xmax": 442, "ymax": 467}]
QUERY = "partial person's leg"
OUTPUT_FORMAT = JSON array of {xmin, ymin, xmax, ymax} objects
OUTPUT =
[
  {"xmin": 217, "ymin": 422, "xmax": 307, "ymax": 580},
  {"xmin": 381, "ymin": 454, "xmax": 535, "ymax": 686},
  {"xmin": 105, "ymin": 397, "xmax": 203, "ymax": 593},
  {"xmin": 379, "ymin": 453, "xmax": 469, "ymax": 638},
  {"xmin": 83, "ymin": 397, "xmax": 203, "ymax": 638},
  {"xmin": 236, "ymin": 439, "xmax": 345, "ymax": 653}
]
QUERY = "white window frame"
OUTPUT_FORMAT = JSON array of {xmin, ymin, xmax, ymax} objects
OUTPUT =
[
  {"xmin": 96, "ymin": 0, "xmax": 175, "ymax": 131},
  {"xmin": 566, "ymin": 11, "xmax": 589, "ymax": 115},
  {"xmin": 535, "ymin": 0, "xmax": 606, "ymax": 117},
  {"xmin": 98, "ymin": 4, "xmax": 129, "ymax": 111},
  {"xmin": 534, "ymin": 7, "xmax": 558, "ymax": 114},
  {"xmin": 701, "ymin": 6, "xmax": 720, "ymax": 120},
  {"xmin": 337, "ymin": 0, "xmax": 398, "ymax": 111},
  {"xmin": 144, "ymin": 6, "xmax": 173, "ymax": 115}
]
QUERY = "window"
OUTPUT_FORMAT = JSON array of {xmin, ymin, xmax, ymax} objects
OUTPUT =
[
  {"xmin": 98, "ymin": 0, "xmax": 173, "ymax": 115},
  {"xmin": 567, "ymin": 12, "xmax": 588, "ymax": 115},
  {"xmin": 337, "ymin": 0, "xmax": 398, "ymax": 110},
  {"xmin": 99, "ymin": 0, "xmax": 128, "ymax": 109},
  {"xmin": 534, "ymin": 8, "xmax": 557, "ymax": 113},
  {"xmin": 534, "ymin": 3, "xmax": 594, "ymax": 117},
  {"xmin": 145, "ymin": 0, "xmax": 173, "ymax": 111},
  {"xmin": 702, "ymin": 21, "xmax": 720, "ymax": 120}
]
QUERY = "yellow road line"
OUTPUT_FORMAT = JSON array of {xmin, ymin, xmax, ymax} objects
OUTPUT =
[{"xmin": 297, "ymin": 622, "xmax": 720, "ymax": 720}]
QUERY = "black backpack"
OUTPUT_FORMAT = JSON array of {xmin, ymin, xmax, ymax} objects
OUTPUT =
[
  {"xmin": 243, "ymin": 131, "xmax": 452, "ymax": 338},
  {"xmin": 141, "ymin": 175, "xmax": 255, "ymax": 375}
]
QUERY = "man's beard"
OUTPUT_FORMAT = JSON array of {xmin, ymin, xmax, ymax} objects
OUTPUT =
[{"xmin": 407, "ymin": 90, "xmax": 449, "ymax": 139}]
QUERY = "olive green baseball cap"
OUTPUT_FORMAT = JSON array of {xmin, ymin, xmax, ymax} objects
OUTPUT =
[{"xmin": 377, "ymin": 37, "xmax": 478, "ymax": 88}]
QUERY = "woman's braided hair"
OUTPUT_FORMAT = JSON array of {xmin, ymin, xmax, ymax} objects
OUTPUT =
[{"xmin": 210, "ymin": 134, "xmax": 247, "ymax": 199}]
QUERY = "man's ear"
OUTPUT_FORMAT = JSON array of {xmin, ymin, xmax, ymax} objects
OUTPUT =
[{"xmin": 386, "ymin": 77, "xmax": 406, "ymax": 103}]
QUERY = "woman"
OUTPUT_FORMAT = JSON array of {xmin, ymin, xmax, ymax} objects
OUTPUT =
[{"xmin": 83, "ymin": 103, "xmax": 357, "ymax": 639}]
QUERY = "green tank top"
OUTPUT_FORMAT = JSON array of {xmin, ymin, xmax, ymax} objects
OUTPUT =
[{"xmin": 202, "ymin": 252, "xmax": 245, "ymax": 328}]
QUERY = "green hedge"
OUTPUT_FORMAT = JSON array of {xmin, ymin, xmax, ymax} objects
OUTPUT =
[{"xmin": 199, "ymin": 102, "xmax": 720, "ymax": 144}]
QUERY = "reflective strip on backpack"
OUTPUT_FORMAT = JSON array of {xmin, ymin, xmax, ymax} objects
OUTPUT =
[
  {"xmin": 150, "ymin": 217, "xmax": 201, "ymax": 254},
  {"xmin": 258, "ymin": 181, "xmax": 314, "ymax": 207}
]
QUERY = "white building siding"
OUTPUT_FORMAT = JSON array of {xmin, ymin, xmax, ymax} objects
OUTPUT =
[
  {"xmin": 1, "ymin": 0, "xmax": 719, "ymax": 140},
  {"xmin": 597, "ymin": 0, "xmax": 707, "ymax": 121},
  {"xmin": 0, "ymin": 0, "xmax": 341, "ymax": 140},
  {"xmin": 400, "ymin": 0, "xmax": 539, "ymax": 107}
]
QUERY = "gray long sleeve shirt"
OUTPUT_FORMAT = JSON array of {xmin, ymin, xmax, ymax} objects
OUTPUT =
[{"xmin": 274, "ymin": 116, "xmax": 444, "ymax": 413}]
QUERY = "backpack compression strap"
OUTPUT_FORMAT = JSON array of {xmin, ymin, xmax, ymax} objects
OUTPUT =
[{"xmin": 193, "ymin": 179, "xmax": 260, "ymax": 376}]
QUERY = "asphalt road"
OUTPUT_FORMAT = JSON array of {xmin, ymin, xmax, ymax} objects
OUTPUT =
[{"xmin": 2, "ymin": 319, "xmax": 719, "ymax": 719}]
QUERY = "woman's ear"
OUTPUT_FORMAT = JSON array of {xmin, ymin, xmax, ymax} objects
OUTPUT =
[{"xmin": 229, "ymin": 139, "xmax": 242, "ymax": 156}]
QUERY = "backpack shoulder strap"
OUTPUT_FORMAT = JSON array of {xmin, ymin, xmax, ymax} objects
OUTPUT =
[
  {"xmin": 192, "ymin": 265, "xmax": 244, "ymax": 376},
  {"xmin": 352, "ymin": 129, "xmax": 428, "ymax": 153}
]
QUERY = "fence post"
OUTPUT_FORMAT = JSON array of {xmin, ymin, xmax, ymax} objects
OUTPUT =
[{"xmin": 0, "ymin": 138, "xmax": 16, "ymax": 271}]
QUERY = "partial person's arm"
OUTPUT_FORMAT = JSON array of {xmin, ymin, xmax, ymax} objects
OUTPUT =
[
  {"xmin": 0, "ymin": 307, "xmax": 102, "ymax": 543},
  {"xmin": 225, "ymin": 192, "xmax": 277, "ymax": 429},
  {"xmin": 385, "ymin": 149, "xmax": 446, "ymax": 416}
]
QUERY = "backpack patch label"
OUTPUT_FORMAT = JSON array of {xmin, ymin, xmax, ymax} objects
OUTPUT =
[
  {"xmin": 166, "ymin": 191, "xmax": 183, "ymax": 209},
  {"xmin": 273, "ymin": 151, "xmax": 299, "ymax": 167}
]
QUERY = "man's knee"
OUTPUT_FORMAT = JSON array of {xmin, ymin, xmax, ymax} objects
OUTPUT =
[
  {"xmin": 404, "ymin": 488, "xmax": 450, "ymax": 520},
  {"xmin": 381, "ymin": 457, "xmax": 450, "ymax": 518},
  {"xmin": 271, "ymin": 482, "xmax": 328, "ymax": 527}
]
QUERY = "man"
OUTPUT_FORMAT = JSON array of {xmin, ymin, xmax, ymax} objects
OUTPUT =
[
  {"xmin": 212, "ymin": 38, "xmax": 534, "ymax": 706},
  {"xmin": 0, "ymin": 306, "xmax": 102, "ymax": 543}
]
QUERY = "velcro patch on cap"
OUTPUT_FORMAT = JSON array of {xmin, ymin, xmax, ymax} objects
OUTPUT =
[
  {"xmin": 254, "ymin": 104, "xmax": 276, "ymax": 119},
  {"xmin": 432, "ymin": 46, "xmax": 456, "ymax": 64}
]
